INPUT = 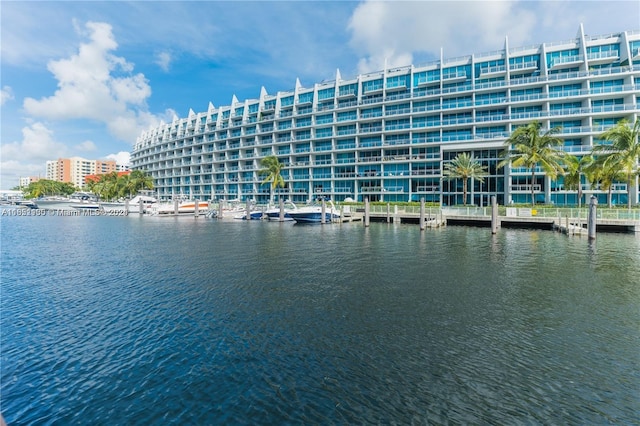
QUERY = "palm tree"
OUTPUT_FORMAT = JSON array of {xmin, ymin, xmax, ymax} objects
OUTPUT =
[
  {"xmin": 562, "ymin": 154, "xmax": 594, "ymax": 208},
  {"xmin": 498, "ymin": 121, "xmax": 565, "ymax": 206},
  {"xmin": 259, "ymin": 156, "xmax": 285, "ymax": 204},
  {"xmin": 98, "ymin": 172, "xmax": 120, "ymax": 200},
  {"xmin": 442, "ymin": 152, "xmax": 488, "ymax": 205},
  {"xmin": 594, "ymin": 119, "xmax": 640, "ymax": 209},
  {"xmin": 587, "ymin": 156, "xmax": 625, "ymax": 208},
  {"xmin": 25, "ymin": 179, "xmax": 75, "ymax": 198},
  {"xmin": 85, "ymin": 177, "xmax": 100, "ymax": 195},
  {"xmin": 127, "ymin": 170, "xmax": 153, "ymax": 197}
]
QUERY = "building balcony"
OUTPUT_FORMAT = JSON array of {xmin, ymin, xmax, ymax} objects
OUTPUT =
[
  {"xmin": 550, "ymin": 55, "xmax": 584, "ymax": 69},
  {"xmin": 480, "ymin": 65, "xmax": 507, "ymax": 77},
  {"xmin": 587, "ymin": 50, "xmax": 619, "ymax": 65}
]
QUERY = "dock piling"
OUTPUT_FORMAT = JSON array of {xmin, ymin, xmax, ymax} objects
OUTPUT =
[
  {"xmin": 364, "ymin": 197, "xmax": 370, "ymax": 227},
  {"xmin": 420, "ymin": 198, "xmax": 425, "ymax": 230},
  {"xmin": 588, "ymin": 196, "xmax": 597, "ymax": 239},
  {"xmin": 491, "ymin": 196, "xmax": 499, "ymax": 234},
  {"xmin": 279, "ymin": 198, "xmax": 285, "ymax": 222}
]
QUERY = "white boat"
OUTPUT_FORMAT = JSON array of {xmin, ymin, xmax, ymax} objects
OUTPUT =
[
  {"xmin": 288, "ymin": 199, "xmax": 340, "ymax": 224},
  {"xmin": 264, "ymin": 200, "xmax": 298, "ymax": 221},
  {"xmin": 35, "ymin": 192, "xmax": 99, "ymax": 211},
  {"xmin": 100, "ymin": 194, "xmax": 158, "ymax": 213},
  {"xmin": 233, "ymin": 210, "xmax": 266, "ymax": 220},
  {"xmin": 152, "ymin": 199, "xmax": 209, "ymax": 215},
  {"xmin": 13, "ymin": 200, "xmax": 38, "ymax": 209},
  {"xmin": 230, "ymin": 200, "xmax": 267, "ymax": 220},
  {"xmin": 71, "ymin": 202, "xmax": 101, "ymax": 211},
  {"xmin": 210, "ymin": 201, "xmax": 248, "ymax": 219}
]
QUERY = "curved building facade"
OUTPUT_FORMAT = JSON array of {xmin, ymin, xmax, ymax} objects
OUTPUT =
[{"xmin": 131, "ymin": 26, "xmax": 640, "ymax": 206}]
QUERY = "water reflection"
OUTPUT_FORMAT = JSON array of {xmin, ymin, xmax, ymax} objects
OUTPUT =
[{"xmin": 1, "ymin": 217, "xmax": 638, "ymax": 425}]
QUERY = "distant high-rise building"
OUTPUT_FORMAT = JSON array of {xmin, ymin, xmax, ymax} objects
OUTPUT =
[{"xmin": 46, "ymin": 157, "xmax": 118, "ymax": 188}]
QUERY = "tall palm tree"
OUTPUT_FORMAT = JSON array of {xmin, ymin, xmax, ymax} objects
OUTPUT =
[
  {"xmin": 442, "ymin": 152, "xmax": 488, "ymax": 205},
  {"xmin": 115, "ymin": 174, "xmax": 131, "ymax": 199},
  {"xmin": 98, "ymin": 172, "xmax": 120, "ymax": 200},
  {"xmin": 498, "ymin": 121, "xmax": 565, "ymax": 206},
  {"xmin": 563, "ymin": 154, "xmax": 594, "ymax": 208},
  {"xmin": 26, "ymin": 179, "xmax": 74, "ymax": 198},
  {"xmin": 259, "ymin": 156, "xmax": 285, "ymax": 204},
  {"xmin": 85, "ymin": 177, "xmax": 99, "ymax": 195},
  {"xmin": 127, "ymin": 170, "xmax": 153, "ymax": 197},
  {"xmin": 594, "ymin": 119, "xmax": 640, "ymax": 209},
  {"xmin": 41, "ymin": 179, "xmax": 57, "ymax": 196},
  {"xmin": 587, "ymin": 156, "xmax": 625, "ymax": 208}
]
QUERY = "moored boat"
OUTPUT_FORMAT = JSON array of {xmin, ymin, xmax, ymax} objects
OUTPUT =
[
  {"xmin": 152, "ymin": 199, "xmax": 209, "ymax": 215},
  {"xmin": 288, "ymin": 199, "xmax": 340, "ymax": 224},
  {"xmin": 100, "ymin": 193, "xmax": 158, "ymax": 213},
  {"xmin": 265, "ymin": 200, "xmax": 298, "ymax": 221},
  {"xmin": 35, "ymin": 192, "xmax": 98, "ymax": 211},
  {"xmin": 71, "ymin": 202, "xmax": 101, "ymax": 211},
  {"xmin": 13, "ymin": 200, "xmax": 38, "ymax": 209},
  {"xmin": 234, "ymin": 210, "xmax": 266, "ymax": 220}
]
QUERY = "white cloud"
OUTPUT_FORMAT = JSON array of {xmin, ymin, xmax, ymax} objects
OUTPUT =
[
  {"xmin": 1, "ymin": 122, "xmax": 68, "ymax": 162},
  {"xmin": 155, "ymin": 51, "xmax": 172, "ymax": 72},
  {"xmin": 75, "ymin": 140, "xmax": 97, "ymax": 152},
  {"xmin": 348, "ymin": 1, "xmax": 535, "ymax": 73},
  {"xmin": 346, "ymin": 1, "xmax": 640, "ymax": 74},
  {"xmin": 1, "ymin": 86, "xmax": 14, "ymax": 105},
  {"xmin": 0, "ymin": 122, "xmax": 69, "ymax": 186},
  {"xmin": 0, "ymin": 160, "xmax": 46, "ymax": 188},
  {"xmin": 105, "ymin": 151, "xmax": 131, "ymax": 166},
  {"xmin": 22, "ymin": 21, "xmax": 162, "ymax": 144}
]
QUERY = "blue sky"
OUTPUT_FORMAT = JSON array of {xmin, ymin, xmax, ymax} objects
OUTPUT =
[{"xmin": 1, "ymin": 0, "xmax": 639, "ymax": 189}]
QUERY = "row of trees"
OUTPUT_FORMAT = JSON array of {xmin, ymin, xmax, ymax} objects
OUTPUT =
[
  {"xmin": 19, "ymin": 171, "xmax": 153, "ymax": 201},
  {"xmin": 85, "ymin": 171, "xmax": 153, "ymax": 201},
  {"xmin": 21, "ymin": 180, "xmax": 77, "ymax": 198},
  {"xmin": 444, "ymin": 119, "xmax": 640, "ymax": 207}
]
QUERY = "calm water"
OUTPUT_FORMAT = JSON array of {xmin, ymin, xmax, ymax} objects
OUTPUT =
[{"xmin": 1, "ymin": 214, "xmax": 639, "ymax": 425}]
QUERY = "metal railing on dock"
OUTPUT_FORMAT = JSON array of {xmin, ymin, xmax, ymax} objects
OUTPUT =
[{"xmin": 344, "ymin": 203, "xmax": 640, "ymax": 233}]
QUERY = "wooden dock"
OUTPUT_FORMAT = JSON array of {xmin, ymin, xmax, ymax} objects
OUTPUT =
[{"xmin": 363, "ymin": 207, "xmax": 639, "ymax": 234}]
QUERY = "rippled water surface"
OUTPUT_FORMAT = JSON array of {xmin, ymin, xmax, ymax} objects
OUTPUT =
[{"xmin": 2, "ymin": 215, "xmax": 639, "ymax": 425}]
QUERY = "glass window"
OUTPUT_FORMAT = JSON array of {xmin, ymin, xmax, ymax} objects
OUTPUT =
[
  {"xmin": 386, "ymin": 75, "xmax": 409, "ymax": 89},
  {"xmin": 298, "ymin": 92, "xmax": 314, "ymax": 104},
  {"xmin": 318, "ymin": 88, "xmax": 335, "ymax": 100},
  {"xmin": 316, "ymin": 114, "xmax": 333, "ymax": 124},
  {"xmin": 362, "ymin": 79, "xmax": 383, "ymax": 93},
  {"xmin": 413, "ymin": 69, "xmax": 440, "ymax": 86},
  {"xmin": 338, "ymin": 83, "xmax": 358, "ymax": 97},
  {"xmin": 281, "ymin": 96, "xmax": 294, "ymax": 107}
]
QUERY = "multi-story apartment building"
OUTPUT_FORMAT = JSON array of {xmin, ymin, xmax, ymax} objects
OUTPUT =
[
  {"xmin": 19, "ymin": 176, "xmax": 40, "ymax": 188},
  {"xmin": 131, "ymin": 26, "xmax": 640, "ymax": 206},
  {"xmin": 46, "ymin": 157, "xmax": 118, "ymax": 188}
]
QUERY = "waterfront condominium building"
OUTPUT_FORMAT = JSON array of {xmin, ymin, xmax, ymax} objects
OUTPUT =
[
  {"xmin": 46, "ymin": 157, "xmax": 118, "ymax": 188},
  {"xmin": 131, "ymin": 26, "xmax": 640, "ymax": 206}
]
